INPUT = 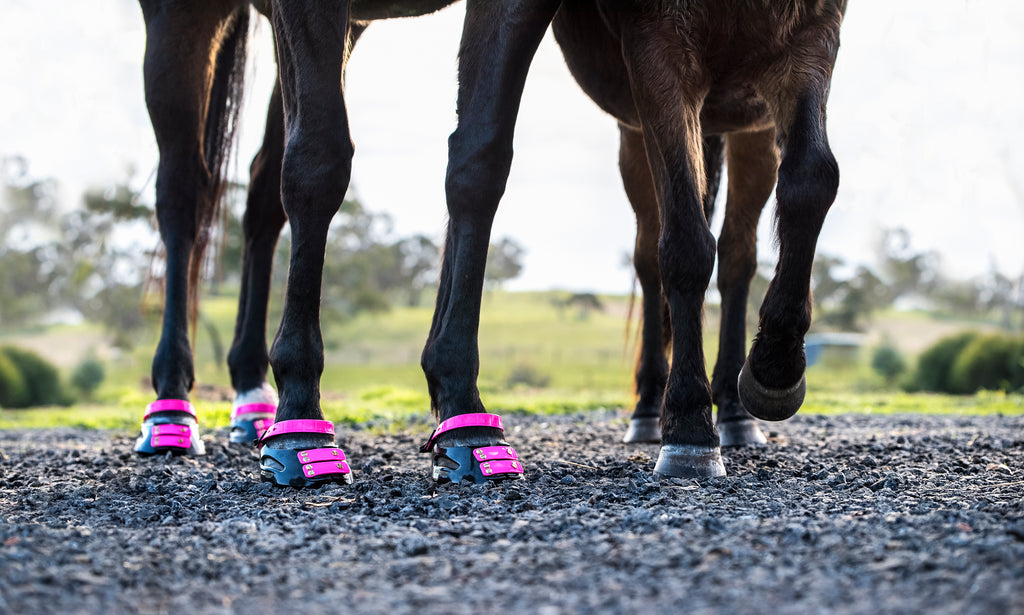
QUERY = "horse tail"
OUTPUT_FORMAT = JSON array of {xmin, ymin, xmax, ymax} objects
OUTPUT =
[{"xmin": 189, "ymin": 6, "xmax": 250, "ymax": 332}]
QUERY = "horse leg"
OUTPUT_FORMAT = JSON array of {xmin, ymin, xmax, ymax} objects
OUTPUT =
[
  {"xmin": 619, "ymin": 125, "xmax": 666, "ymax": 443},
  {"xmin": 136, "ymin": 0, "xmax": 248, "ymax": 456},
  {"xmin": 620, "ymin": 129, "xmax": 723, "ymax": 444},
  {"xmin": 255, "ymin": 0, "xmax": 356, "ymax": 487},
  {"xmin": 419, "ymin": 0, "xmax": 560, "ymax": 483},
  {"xmin": 227, "ymin": 24, "xmax": 368, "ymax": 444},
  {"xmin": 738, "ymin": 82, "xmax": 840, "ymax": 421},
  {"xmin": 711, "ymin": 128, "xmax": 777, "ymax": 445},
  {"xmin": 226, "ymin": 79, "xmax": 286, "ymax": 443},
  {"xmin": 620, "ymin": 28, "xmax": 723, "ymax": 478}
]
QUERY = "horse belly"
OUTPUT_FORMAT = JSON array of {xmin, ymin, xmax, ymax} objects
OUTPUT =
[
  {"xmin": 350, "ymin": 0, "xmax": 459, "ymax": 21},
  {"xmin": 699, "ymin": 88, "xmax": 773, "ymax": 136}
]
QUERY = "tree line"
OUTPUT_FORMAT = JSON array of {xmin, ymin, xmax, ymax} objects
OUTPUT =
[{"xmin": 0, "ymin": 157, "xmax": 526, "ymax": 349}]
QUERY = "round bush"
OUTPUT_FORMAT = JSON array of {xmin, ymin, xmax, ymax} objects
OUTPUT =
[
  {"xmin": 910, "ymin": 332, "xmax": 979, "ymax": 393},
  {"xmin": 0, "ymin": 350, "xmax": 29, "ymax": 408},
  {"xmin": 71, "ymin": 356, "xmax": 106, "ymax": 398},
  {"xmin": 949, "ymin": 335, "xmax": 1024, "ymax": 394},
  {"xmin": 0, "ymin": 346, "xmax": 68, "ymax": 408},
  {"xmin": 871, "ymin": 340, "xmax": 906, "ymax": 385}
]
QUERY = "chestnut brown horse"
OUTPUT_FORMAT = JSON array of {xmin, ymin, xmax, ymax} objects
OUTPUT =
[{"xmin": 135, "ymin": 0, "xmax": 845, "ymax": 484}]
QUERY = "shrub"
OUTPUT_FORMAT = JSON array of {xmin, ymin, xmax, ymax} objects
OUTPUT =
[
  {"xmin": 71, "ymin": 355, "xmax": 106, "ymax": 399},
  {"xmin": 506, "ymin": 363, "xmax": 551, "ymax": 389},
  {"xmin": 949, "ymin": 334, "xmax": 1024, "ymax": 394},
  {"xmin": 0, "ymin": 350, "xmax": 29, "ymax": 408},
  {"xmin": 871, "ymin": 339, "xmax": 906, "ymax": 386},
  {"xmin": 909, "ymin": 332, "xmax": 979, "ymax": 393},
  {"xmin": 0, "ymin": 346, "xmax": 70, "ymax": 408}
]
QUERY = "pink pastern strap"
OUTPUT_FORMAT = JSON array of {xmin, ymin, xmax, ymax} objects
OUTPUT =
[
  {"xmin": 422, "ymin": 413, "xmax": 504, "ymax": 452},
  {"xmin": 145, "ymin": 399, "xmax": 196, "ymax": 419},
  {"xmin": 259, "ymin": 419, "xmax": 334, "ymax": 444}
]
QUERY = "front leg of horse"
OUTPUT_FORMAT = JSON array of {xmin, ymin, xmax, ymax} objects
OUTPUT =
[
  {"xmin": 738, "ymin": 91, "xmax": 839, "ymax": 422},
  {"xmin": 257, "ymin": 0, "xmax": 355, "ymax": 487},
  {"xmin": 135, "ymin": 1, "xmax": 248, "ymax": 456},
  {"xmin": 419, "ymin": 0, "xmax": 560, "ymax": 484},
  {"xmin": 621, "ymin": 30, "xmax": 724, "ymax": 478}
]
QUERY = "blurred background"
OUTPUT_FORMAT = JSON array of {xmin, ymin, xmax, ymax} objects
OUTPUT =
[{"xmin": 0, "ymin": 1, "xmax": 1022, "ymax": 421}]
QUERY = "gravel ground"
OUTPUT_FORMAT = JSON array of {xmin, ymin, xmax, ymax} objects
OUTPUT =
[{"xmin": 1, "ymin": 412, "xmax": 1023, "ymax": 614}]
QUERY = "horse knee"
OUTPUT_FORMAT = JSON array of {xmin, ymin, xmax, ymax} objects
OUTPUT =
[
  {"xmin": 445, "ymin": 128, "xmax": 513, "ymax": 221},
  {"xmin": 659, "ymin": 228, "xmax": 716, "ymax": 297},
  {"xmin": 280, "ymin": 131, "xmax": 354, "ymax": 219}
]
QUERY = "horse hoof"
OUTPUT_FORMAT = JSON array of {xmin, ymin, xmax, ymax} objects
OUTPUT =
[
  {"xmin": 134, "ymin": 400, "xmax": 205, "ymax": 456},
  {"xmin": 258, "ymin": 420, "xmax": 353, "ymax": 488},
  {"xmin": 622, "ymin": 417, "xmax": 661, "ymax": 443},
  {"xmin": 421, "ymin": 413, "xmax": 524, "ymax": 484},
  {"xmin": 230, "ymin": 384, "xmax": 278, "ymax": 443},
  {"xmin": 654, "ymin": 444, "xmax": 726, "ymax": 478},
  {"xmin": 737, "ymin": 359, "xmax": 805, "ymax": 422},
  {"xmin": 432, "ymin": 445, "xmax": 524, "ymax": 484},
  {"xmin": 717, "ymin": 419, "xmax": 768, "ymax": 447}
]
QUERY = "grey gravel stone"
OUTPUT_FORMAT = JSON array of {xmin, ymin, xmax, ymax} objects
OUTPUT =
[{"xmin": 0, "ymin": 412, "xmax": 1022, "ymax": 614}]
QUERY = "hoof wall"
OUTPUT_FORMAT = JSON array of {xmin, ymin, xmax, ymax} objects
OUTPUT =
[
  {"xmin": 737, "ymin": 360, "xmax": 805, "ymax": 422},
  {"xmin": 260, "ymin": 445, "xmax": 353, "ymax": 488},
  {"xmin": 432, "ymin": 445, "xmax": 524, "ymax": 485},
  {"xmin": 718, "ymin": 419, "xmax": 768, "ymax": 448},
  {"xmin": 622, "ymin": 417, "xmax": 661, "ymax": 443},
  {"xmin": 654, "ymin": 444, "xmax": 726, "ymax": 479}
]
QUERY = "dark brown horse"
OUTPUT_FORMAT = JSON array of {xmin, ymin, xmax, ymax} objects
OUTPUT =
[
  {"xmin": 135, "ymin": 0, "xmax": 845, "ymax": 484},
  {"xmin": 554, "ymin": 0, "xmax": 846, "ymax": 475}
]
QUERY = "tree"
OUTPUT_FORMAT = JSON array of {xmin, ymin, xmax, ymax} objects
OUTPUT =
[{"xmin": 485, "ymin": 237, "xmax": 525, "ymax": 289}]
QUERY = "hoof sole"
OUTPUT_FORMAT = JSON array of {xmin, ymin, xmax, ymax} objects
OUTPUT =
[
  {"xmin": 654, "ymin": 444, "xmax": 726, "ymax": 479},
  {"xmin": 737, "ymin": 360, "xmax": 805, "ymax": 422},
  {"xmin": 622, "ymin": 417, "xmax": 661, "ymax": 443},
  {"xmin": 718, "ymin": 419, "xmax": 768, "ymax": 448}
]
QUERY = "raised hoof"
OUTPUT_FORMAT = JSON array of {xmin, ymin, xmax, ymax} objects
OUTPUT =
[
  {"xmin": 258, "ymin": 420, "xmax": 353, "ymax": 488},
  {"xmin": 432, "ymin": 445, "xmax": 524, "ymax": 485},
  {"xmin": 654, "ymin": 444, "xmax": 726, "ymax": 479},
  {"xmin": 134, "ymin": 400, "xmax": 205, "ymax": 456},
  {"xmin": 622, "ymin": 417, "xmax": 661, "ymax": 443},
  {"xmin": 737, "ymin": 359, "xmax": 806, "ymax": 422},
  {"xmin": 717, "ymin": 419, "xmax": 768, "ymax": 448}
]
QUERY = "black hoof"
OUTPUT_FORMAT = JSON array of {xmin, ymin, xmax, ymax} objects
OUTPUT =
[
  {"xmin": 717, "ymin": 419, "xmax": 768, "ymax": 447},
  {"xmin": 432, "ymin": 445, "xmax": 524, "ymax": 485},
  {"xmin": 134, "ymin": 400, "xmax": 205, "ymax": 456},
  {"xmin": 622, "ymin": 417, "xmax": 661, "ymax": 443},
  {"xmin": 737, "ymin": 359, "xmax": 805, "ymax": 422},
  {"xmin": 258, "ymin": 420, "xmax": 353, "ymax": 488},
  {"xmin": 654, "ymin": 444, "xmax": 726, "ymax": 478}
]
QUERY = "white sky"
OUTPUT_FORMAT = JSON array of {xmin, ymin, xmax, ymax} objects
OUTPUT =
[{"xmin": 1, "ymin": 0, "xmax": 1022, "ymax": 294}]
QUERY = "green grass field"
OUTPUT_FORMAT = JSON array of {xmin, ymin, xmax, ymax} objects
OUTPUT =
[{"xmin": 2, "ymin": 291, "xmax": 1021, "ymax": 432}]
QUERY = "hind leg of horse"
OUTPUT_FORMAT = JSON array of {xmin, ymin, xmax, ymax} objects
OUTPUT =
[
  {"xmin": 137, "ymin": 1, "xmax": 246, "ymax": 455},
  {"xmin": 618, "ymin": 125, "xmax": 666, "ymax": 444},
  {"xmin": 256, "ymin": 0, "xmax": 355, "ymax": 485},
  {"xmin": 621, "ymin": 31, "xmax": 723, "ymax": 478},
  {"xmin": 226, "ymin": 80, "xmax": 287, "ymax": 441},
  {"xmin": 419, "ymin": 0, "xmax": 560, "ymax": 482},
  {"xmin": 711, "ymin": 128, "xmax": 778, "ymax": 445},
  {"xmin": 738, "ymin": 87, "xmax": 840, "ymax": 422}
]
